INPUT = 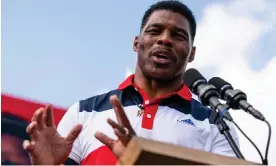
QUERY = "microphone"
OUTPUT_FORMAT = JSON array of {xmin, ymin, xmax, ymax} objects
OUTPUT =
[
  {"xmin": 208, "ymin": 77, "xmax": 272, "ymax": 165},
  {"xmin": 208, "ymin": 77, "xmax": 265, "ymax": 121},
  {"xmin": 184, "ymin": 68, "xmax": 245, "ymax": 159},
  {"xmin": 183, "ymin": 68, "xmax": 232, "ymax": 121}
]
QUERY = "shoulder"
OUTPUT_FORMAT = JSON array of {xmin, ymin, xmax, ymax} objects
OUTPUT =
[
  {"xmin": 78, "ymin": 89, "xmax": 122, "ymax": 113},
  {"xmin": 189, "ymin": 98, "xmax": 214, "ymax": 123},
  {"xmin": 59, "ymin": 89, "xmax": 123, "ymax": 127}
]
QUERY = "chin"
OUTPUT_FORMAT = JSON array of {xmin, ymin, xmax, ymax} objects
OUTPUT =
[{"xmin": 146, "ymin": 69, "xmax": 176, "ymax": 82}]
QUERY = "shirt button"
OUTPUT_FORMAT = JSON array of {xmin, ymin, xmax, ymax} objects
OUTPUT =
[
  {"xmin": 146, "ymin": 114, "xmax": 152, "ymax": 119},
  {"xmin": 145, "ymin": 100, "xmax": 149, "ymax": 105}
]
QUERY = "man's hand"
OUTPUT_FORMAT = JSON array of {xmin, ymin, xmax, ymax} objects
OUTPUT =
[
  {"xmin": 95, "ymin": 95, "xmax": 136, "ymax": 158},
  {"xmin": 23, "ymin": 104, "xmax": 83, "ymax": 165}
]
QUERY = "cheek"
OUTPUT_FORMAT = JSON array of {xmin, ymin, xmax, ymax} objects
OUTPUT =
[
  {"xmin": 138, "ymin": 40, "xmax": 151, "ymax": 59},
  {"xmin": 139, "ymin": 36, "xmax": 156, "ymax": 51},
  {"xmin": 137, "ymin": 40, "xmax": 147, "ymax": 65},
  {"xmin": 176, "ymin": 44, "xmax": 190, "ymax": 62},
  {"xmin": 137, "ymin": 39, "xmax": 145, "ymax": 55}
]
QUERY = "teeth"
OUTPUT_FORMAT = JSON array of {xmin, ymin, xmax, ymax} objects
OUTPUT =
[{"xmin": 157, "ymin": 54, "xmax": 168, "ymax": 59}]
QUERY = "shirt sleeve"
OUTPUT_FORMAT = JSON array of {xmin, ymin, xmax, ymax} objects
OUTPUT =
[
  {"xmin": 57, "ymin": 102, "xmax": 82, "ymax": 164},
  {"xmin": 210, "ymin": 120, "xmax": 240, "ymax": 158}
]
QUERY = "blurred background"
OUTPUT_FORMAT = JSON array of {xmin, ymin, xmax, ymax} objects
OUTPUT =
[{"xmin": 1, "ymin": 0, "xmax": 276, "ymax": 165}]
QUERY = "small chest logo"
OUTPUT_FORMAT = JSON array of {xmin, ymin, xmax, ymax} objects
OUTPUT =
[{"xmin": 177, "ymin": 119, "xmax": 196, "ymax": 127}]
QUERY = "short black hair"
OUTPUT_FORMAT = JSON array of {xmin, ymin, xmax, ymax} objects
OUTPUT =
[{"xmin": 140, "ymin": 0, "xmax": 197, "ymax": 41}]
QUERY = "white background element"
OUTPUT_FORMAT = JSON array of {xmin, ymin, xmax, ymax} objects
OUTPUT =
[
  {"xmin": 125, "ymin": 0, "xmax": 276, "ymax": 163},
  {"xmin": 125, "ymin": 66, "xmax": 134, "ymax": 79},
  {"xmin": 189, "ymin": 0, "xmax": 276, "ymax": 164}
]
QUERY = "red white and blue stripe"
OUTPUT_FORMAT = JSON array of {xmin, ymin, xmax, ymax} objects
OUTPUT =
[{"xmin": 57, "ymin": 74, "xmax": 239, "ymax": 165}]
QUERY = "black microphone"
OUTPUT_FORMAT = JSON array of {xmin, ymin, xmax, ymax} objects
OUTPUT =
[
  {"xmin": 208, "ymin": 77, "xmax": 265, "ymax": 121},
  {"xmin": 183, "ymin": 68, "xmax": 232, "ymax": 121},
  {"xmin": 184, "ymin": 68, "xmax": 245, "ymax": 160}
]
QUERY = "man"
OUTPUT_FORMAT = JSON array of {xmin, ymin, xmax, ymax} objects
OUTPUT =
[{"xmin": 23, "ymin": 0, "xmax": 239, "ymax": 165}]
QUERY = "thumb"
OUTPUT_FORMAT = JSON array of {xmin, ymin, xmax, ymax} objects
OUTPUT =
[{"xmin": 65, "ymin": 124, "xmax": 83, "ymax": 143}]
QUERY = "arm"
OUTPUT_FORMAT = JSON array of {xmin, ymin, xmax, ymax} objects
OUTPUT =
[{"xmin": 57, "ymin": 102, "xmax": 82, "ymax": 165}]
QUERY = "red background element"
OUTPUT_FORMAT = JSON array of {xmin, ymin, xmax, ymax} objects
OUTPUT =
[{"xmin": 1, "ymin": 93, "xmax": 66, "ymax": 126}]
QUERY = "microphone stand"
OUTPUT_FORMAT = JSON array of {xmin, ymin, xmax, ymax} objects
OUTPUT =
[{"xmin": 209, "ymin": 105, "xmax": 245, "ymax": 160}]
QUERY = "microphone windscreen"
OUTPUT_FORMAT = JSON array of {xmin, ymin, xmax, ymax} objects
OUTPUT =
[
  {"xmin": 183, "ymin": 68, "xmax": 206, "ymax": 90},
  {"xmin": 208, "ymin": 77, "xmax": 231, "ymax": 90}
]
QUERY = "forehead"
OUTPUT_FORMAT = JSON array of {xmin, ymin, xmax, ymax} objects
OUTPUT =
[{"xmin": 144, "ymin": 10, "xmax": 190, "ymax": 32}]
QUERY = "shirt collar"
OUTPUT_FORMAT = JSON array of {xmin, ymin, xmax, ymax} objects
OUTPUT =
[{"xmin": 118, "ymin": 74, "xmax": 192, "ymax": 101}]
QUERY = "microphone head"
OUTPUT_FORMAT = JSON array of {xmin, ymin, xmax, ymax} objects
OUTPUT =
[
  {"xmin": 208, "ymin": 77, "xmax": 233, "ymax": 90},
  {"xmin": 208, "ymin": 77, "xmax": 234, "ymax": 100},
  {"xmin": 184, "ymin": 68, "xmax": 207, "ymax": 94}
]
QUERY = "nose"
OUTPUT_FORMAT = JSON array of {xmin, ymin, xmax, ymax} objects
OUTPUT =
[{"xmin": 157, "ymin": 31, "xmax": 173, "ymax": 47}]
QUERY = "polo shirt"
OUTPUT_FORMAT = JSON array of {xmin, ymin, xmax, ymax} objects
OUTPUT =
[{"xmin": 57, "ymin": 74, "xmax": 239, "ymax": 165}]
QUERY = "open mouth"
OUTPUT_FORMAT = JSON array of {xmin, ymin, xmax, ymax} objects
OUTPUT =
[
  {"xmin": 155, "ymin": 54, "xmax": 169, "ymax": 60},
  {"xmin": 152, "ymin": 53, "xmax": 171, "ymax": 65}
]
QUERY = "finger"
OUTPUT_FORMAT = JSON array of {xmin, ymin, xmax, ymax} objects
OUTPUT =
[
  {"xmin": 45, "ymin": 104, "xmax": 55, "ymax": 127},
  {"xmin": 114, "ymin": 129, "xmax": 130, "ymax": 145},
  {"xmin": 31, "ymin": 107, "xmax": 44, "ymax": 122},
  {"xmin": 107, "ymin": 118, "xmax": 126, "ymax": 134},
  {"xmin": 26, "ymin": 121, "xmax": 39, "ymax": 140},
  {"xmin": 23, "ymin": 140, "xmax": 35, "ymax": 152},
  {"xmin": 110, "ymin": 95, "xmax": 124, "ymax": 125},
  {"xmin": 65, "ymin": 124, "xmax": 83, "ymax": 143},
  {"xmin": 36, "ymin": 109, "xmax": 46, "ymax": 130},
  {"xmin": 110, "ymin": 95, "xmax": 131, "ymax": 128},
  {"xmin": 94, "ymin": 131, "xmax": 115, "ymax": 149}
]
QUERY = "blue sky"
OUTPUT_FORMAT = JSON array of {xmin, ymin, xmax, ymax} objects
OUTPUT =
[
  {"xmin": 2, "ymin": 0, "xmax": 219, "ymax": 107},
  {"xmin": 2, "ymin": 0, "xmax": 275, "ymax": 106}
]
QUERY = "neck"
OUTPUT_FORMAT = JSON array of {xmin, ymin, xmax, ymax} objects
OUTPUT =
[{"xmin": 134, "ymin": 67, "xmax": 183, "ymax": 99}]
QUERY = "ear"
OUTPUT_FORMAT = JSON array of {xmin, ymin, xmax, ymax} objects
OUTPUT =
[
  {"xmin": 133, "ymin": 36, "xmax": 139, "ymax": 52},
  {"xmin": 188, "ymin": 46, "xmax": 196, "ymax": 62}
]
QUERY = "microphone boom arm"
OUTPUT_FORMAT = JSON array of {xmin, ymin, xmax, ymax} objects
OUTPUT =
[{"xmin": 210, "ymin": 106, "xmax": 245, "ymax": 160}]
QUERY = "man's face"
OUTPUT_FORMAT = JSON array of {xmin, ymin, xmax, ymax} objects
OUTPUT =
[{"xmin": 134, "ymin": 10, "xmax": 196, "ymax": 81}]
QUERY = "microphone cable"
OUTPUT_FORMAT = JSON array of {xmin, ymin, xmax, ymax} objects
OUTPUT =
[
  {"xmin": 231, "ymin": 118, "xmax": 271, "ymax": 165},
  {"xmin": 231, "ymin": 120, "xmax": 264, "ymax": 163},
  {"xmin": 263, "ymin": 119, "xmax": 271, "ymax": 165}
]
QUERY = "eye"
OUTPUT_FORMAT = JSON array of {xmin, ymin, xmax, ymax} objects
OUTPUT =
[
  {"xmin": 173, "ymin": 32, "xmax": 188, "ymax": 41},
  {"xmin": 177, "ymin": 35, "xmax": 187, "ymax": 40},
  {"xmin": 146, "ymin": 29, "xmax": 162, "ymax": 35}
]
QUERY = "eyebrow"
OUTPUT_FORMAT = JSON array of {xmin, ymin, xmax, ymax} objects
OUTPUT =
[
  {"xmin": 146, "ymin": 23, "xmax": 164, "ymax": 29},
  {"xmin": 146, "ymin": 23, "xmax": 189, "ymax": 37}
]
